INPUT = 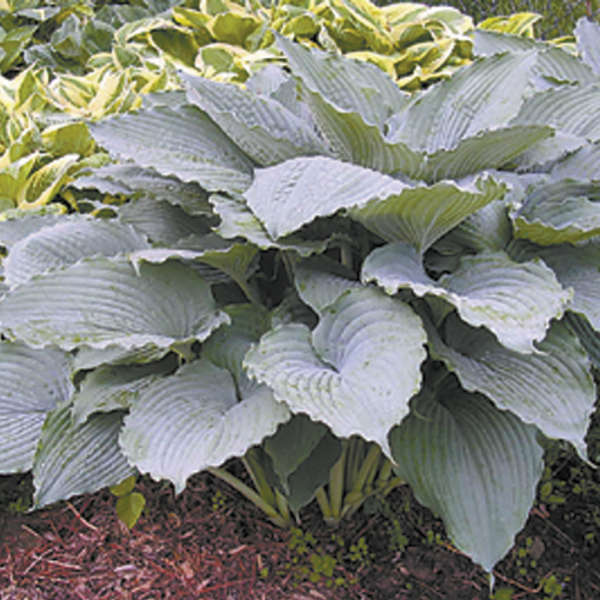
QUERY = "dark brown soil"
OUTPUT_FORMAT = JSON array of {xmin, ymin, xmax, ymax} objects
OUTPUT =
[{"xmin": 1, "ymin": 448, "xmax": 599, "ymax": 600}]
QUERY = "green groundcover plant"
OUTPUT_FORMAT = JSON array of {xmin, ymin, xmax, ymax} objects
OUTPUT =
[{"xmin": 1, "ymin": 7, "xmax": 600, "ymax": 584}]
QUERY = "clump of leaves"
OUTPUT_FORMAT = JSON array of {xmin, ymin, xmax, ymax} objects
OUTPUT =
[{"xmin": 1, "ymin": 9, "xmax": 600, "ymax": 589}]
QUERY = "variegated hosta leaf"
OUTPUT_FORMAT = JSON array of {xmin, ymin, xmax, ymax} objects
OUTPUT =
[
  {"xmin": 120, "ymin": 359, "xmax": 290, "ymax": 493},
  {"xmin": 513, "ymin": 181, "xmax": 600, "ymax": 246},
  {"xmin": 262, "ymin": 414, "xmax": 342, "ymax": 513},
  {"xmin": 71, "ymin": 356, "xmax": 178, "ymax": 426},
  {"xmin": 117, "ymin": 198, "xmax": 212, "ymax": 245},
  {"xmin": 390, "ymin": 388, "xmax": 544, "ymax": 573},
  {"xmin": 243, "ymin": 156, "xmax": 503, "ymax": 251},
  {"xmin": 73, "ymin": 163, "xmax": 212, "ymax": 216},
  {"xmin": 244, "ymin": 287, "xmax": 428, "ymax": 457},
  {"xmin": 4, "ymin": 217, "xmax": 150, "ymax": 288},
  {"xmin": 0, "ymin": 342, "xmax": 73, "ymax": 473},
  {"xmin": 210, "ymin": 193, "xmax": 331, "ymax": 257},
  {"xmin": 427, "ymin": 315, "xmax": 595, "ymax": 459},
  {"xmin": 575, "ymin": 17, "xmax": 600, "ymax": 76},
  {"xmin": 33, "ymin": 405, "xmax": 133, "ymax": 508},
  {"xmin": 0, "ymin": 257, "xmax": 229, "ymax": 351},
  {"xmin": 386, "ymin": 52, "xmax": 538, "ymax": 154},
  {"xmin": 90, "ymin": 105, "xmax": 254, "ymax": 194},
  {"xmin": 516, "ymin": 242, "xmax": 600, "ymax": 333},
  {"xmin": 362, "ymin": 244, "xmax": 570, "ymax": 353},
  {"xmin": 182, "ymin": 73, "xmax": 327, "ymax": 166},
  {"xmin": 293, "ymin": 257, "xmax": 360, "ymax": 315}
]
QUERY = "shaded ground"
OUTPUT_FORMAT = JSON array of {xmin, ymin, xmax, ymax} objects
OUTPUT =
[{"xmin": 1, "ymin": 443, "xmax": 599, "ymax": 600}]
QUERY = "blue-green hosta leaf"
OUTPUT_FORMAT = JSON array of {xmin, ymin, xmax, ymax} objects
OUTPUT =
[
  {"xmin": 474, "ymin": 31, "xmax": 596, "ymax": 86},
  {"xmin": 276, "ymin": 33, "xmax": 409, "ymax": 130},
  {"xmin": 120, "ymin": 360, "xmax": 290, "ymax": 493},
  {"xmin": 0, "ymin": 213, "xmax": 63, "ymax": 248},
  {"xmin": 73, "ymin": 344, "xmax": 171, "ymax": 371},
  {"xmin": 244, "ymin": 287, "xmax": 428, "ymax": 457},
  {"xmin": 0, "ymin": 257, "xmax": 229, "ymax": 351},
  {"xmin": 387, "ymin": 52, "xmax": 538, "ymax": 154},
  {"xmin": 201, "ymin": 302, "xmax": 271, "ymax": 392},
  {"xmin": 73, "ymin": 164, "xmax": 212, "ymax": 216},
  {"xmin": 575, "ymin": 17, "xmax": 600, "ymax": 76},
  {"xmin": 427, "ymin": 316, "xmax": 595, "ymax": 459},
  {"xmin": 421, "ymin": 125, "xmax": 552, "ymax": 182},
  {"xmin": 118, "ymin": 198, "xmax": 212, "ymax": 245},
  {"xmin": 90, "ymin": 105, "xmax": 254, "ymax": 194},
  {"xmin": 262, "ymin": 414, "xmax": 341, "ymax": 513},
  {"xmin": 349, "ymin": 174, "xmax": 506, "ymax": 252},
  {"xmin": 210, "ymin": 193, "xmax": 331, "ymax": 257},
  {"xmin": 565, "ymin": 312, "xmax": 600, "ymax": 371},
  {"xmin": 293, "ymin": 257, "xmax": 360, "ymax": 315},
  {"xmin": 0, "ymin": 342, "xmax": 72, "ymax": 473},
  {"xmin": 436, "ymin": 199, "xmax": 512, "ymax": 254},
  {"xmin": 275, "ymin": 34, "xmax": 422, "ymax": 176},
  {"xmin": 71, "ymin": 356, "xmax": 178, "ymax": 426},
  {"xmin": 129, "ymin": 234, "xmax": 258, "ymax": 294},
  {"xmin": 550, "ymin": 142, "xmax": 600, "ymax": 181},
  {"xmin": 243, "ymin": 156, "xmax": 503, "ymax": 251},
  {"xmin": 362, "ymin": 244, "xmax": 570, "ymax": 353},
  {"xmin": 33, "ymin": 406, "xmax": 133, "ymax": 508},
  {"xmin": 390, "ymin": 388, "xmax": 544, "ymax": 573},
  {"xmin": 520, "ymin": 242, "xmax": 600, "ymax": 332},
  {"xmin": 513, "ymin": 84, "xmax": 600, "ymax": 141},
  {"xmin": 513, "ymin": 181, "xmax": 600, "ymax": 246},
  {"xmin": 182, "ymin": 73, "xmax": 327, "ymax": 166},
  {"xmin": 4, "ymin": 217, "xmax": 150, "ymax": 288}
]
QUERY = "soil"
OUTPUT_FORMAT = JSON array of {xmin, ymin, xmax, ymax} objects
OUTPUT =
[{"xmin": 0, "ymin": 446, "xmax": 599, "ymax": 600}]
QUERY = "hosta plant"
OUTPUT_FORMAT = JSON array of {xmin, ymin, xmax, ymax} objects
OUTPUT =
[{"xmin": 2, "ymin": 16, "xmax": 600, "ymax": 580}]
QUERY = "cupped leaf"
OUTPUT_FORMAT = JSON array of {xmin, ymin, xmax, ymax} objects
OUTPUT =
[
  {"xmin": 0, "ymin": 342, "xmax": 73, "ymax": 473},
  {"xmin": 245, "ymin": 287, "xmax": 428, "ymax": 456},
  {"xmin": 362, "ymin": 244, "xmax": 570, "ymax": 353},
  {"xmin": 120, "ymin": 359, "xmax": 290, "ymax": 494},
  {"xmin": 513, "ymin": 181, "xmax": 600, "ymax": 246},
  {"xmin": 33, "ymin": 405, "xmax": 133, "ymax": 508},
  {"xmin": 550, "ymin": 142, "xmax": 600, "ymax": 182},
  {"xmin": 89, "ymin": 105, "xmax": 254, "ymax": 194},
  {"xmin": 427, "ymin": 315, "xmax": 595, "ymax": 459},
  {"xmin": 390, "ymin": 387, "xmax": 544, "ymax": 573},
  {"xmin": 182, "ymin": 73, "xmax": 327, "ymax": 166},
  {"xmin": 348, "ymin": 174, "xmax": 505, "ymax": 251},
  {"xmin": 3, "ymin": 217, "xmax": 150, "ymax": 288},
  {"xmin": 0, "ymin": 257, "xmax": 229, "ymax": 351},
  {"xmin": 565, "ymin": 311, "xmax": 600, "ymax": 371}
]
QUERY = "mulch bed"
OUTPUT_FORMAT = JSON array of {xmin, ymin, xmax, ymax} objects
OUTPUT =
[{"xmin": 1, "ymin": 457, "xmax": 599, "ymax": 600}]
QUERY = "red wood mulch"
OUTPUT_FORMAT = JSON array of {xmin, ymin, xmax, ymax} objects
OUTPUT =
[{"xmin": 1, "ymin": 467, "xmax": 599, "ymax": 600}]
